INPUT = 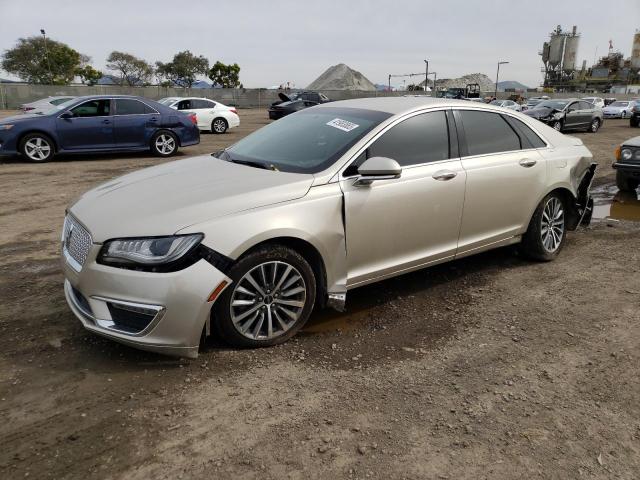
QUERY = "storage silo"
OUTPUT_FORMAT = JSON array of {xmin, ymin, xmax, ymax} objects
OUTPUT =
[
  {"xmin": 548, "ymin": 33, "xmax": 565, "ymax": 68},
  {"xmin": 562, "ymin": 34, "xmax": 580, "ymax": 72},
  {"xmin": 631, "ymin": 31, "xmax": 640, "ymax": 70},
  {"xmin": 542, "ymin": 42, "xmax": 550, "ymax": 63}
]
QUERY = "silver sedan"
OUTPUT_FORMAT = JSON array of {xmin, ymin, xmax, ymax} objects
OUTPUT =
[
  {"xmin": 62, "ymin": 97, "xmax": 596, "ymax": 357},
  {"xmin": 490, "ymin": 99, "xmax": 522, "ymax": 111}
]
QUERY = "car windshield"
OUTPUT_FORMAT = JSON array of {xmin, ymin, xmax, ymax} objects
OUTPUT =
[
  {"xmin": 158, "ymin": 98, "xmax": 177, "ymax": 105},
  {"xmin": 50, "ymin": 97, "xmax": 73, "ymax": 105},
  {"xmin": 610, "ymin": 101, "xmax": 629, "ymax": 107},
  {"xmin": 39, "ymin": 98, "xmax": 78, "ymax": 115},
  {"xmin": 535, "ymin": 100, "xmax": 569, "ymax": 110},
  {"xmin": 222, "ymin": 107, "xmax": 391, "ymax": 174}
]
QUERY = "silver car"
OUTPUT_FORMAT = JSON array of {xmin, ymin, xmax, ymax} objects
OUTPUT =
[
  {"xmin": 62, "ymin": 98, "xmax": 596, "ymax": 358},
  {"xmin": 489, "ymin": 99, "xmax": 522, "ymax": 111},
  {"xmin": 602, "ymin": 100, "xmax": 636, "ymax": 119},
  {"xmin": 21, "ymin": 96, "xmax": 76, "ymax": 114}
]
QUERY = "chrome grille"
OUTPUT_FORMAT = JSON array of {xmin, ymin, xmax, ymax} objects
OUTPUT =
[{"xmin": 63, "ymin": 215, "xmax": 92, "ymax": 270}]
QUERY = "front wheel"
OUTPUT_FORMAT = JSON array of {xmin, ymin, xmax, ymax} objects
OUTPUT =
[
  {"xmin": 552, "ymin": 120, "xmax": 563, "ymax": 132},
  {"xmin": 621, "ymin": 111, "xmax": 628, "ymax": 119},
  {"xmin": 19, "ymin": 133, "xmax": 54, "ymax": 162},
  {"xmin": 589, "ymin": 118, "xmax": 601, "ymax": 133},
  {"xmin": 213, "ymin": 245, "xmax": 316, "ymax": 348},
  {"xmin": 520, "ymin": 193, "xmax": 567, "ymax": 262},
  {"xmin": 616, "ymin": 170, "xmax": 639, "ymax": 192},
  {"xmin": 211, "ymin": 118, "xmax": 228, "ymax": 134},
  {"xmin": 151, "ymin": 131, "xmax": 178, "ymax": 157}
]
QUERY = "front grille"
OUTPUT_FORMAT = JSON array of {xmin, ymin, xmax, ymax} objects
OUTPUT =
[{"xmin": 63, "ymin": 215, "xmax": 92, "ymax": 269}]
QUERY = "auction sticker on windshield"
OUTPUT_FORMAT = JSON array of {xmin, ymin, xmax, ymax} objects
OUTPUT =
[{"xmin": 326, "ymin": 118, "xmax": 359, "ymax": 132}]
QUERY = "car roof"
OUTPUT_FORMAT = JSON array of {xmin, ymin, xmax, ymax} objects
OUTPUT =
[{"xmin": 314, "ymin": 96, "xmax": 479, "ymax": 115}]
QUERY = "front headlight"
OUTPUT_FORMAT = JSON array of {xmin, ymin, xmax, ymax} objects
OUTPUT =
[
  {"xmin": 0, "ymin": 124, "xmax": 14, "ymax": 130},
  {"xmin": 99, "ymin": 234, "xmax": 203, "ymax": 266},
  {"xmin": 621, "ymin": 148, "xmax": 633, "ymax": 161}
]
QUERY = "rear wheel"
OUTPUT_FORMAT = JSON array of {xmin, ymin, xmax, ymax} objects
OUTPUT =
[
  {"xmin": 19, "ymin": 133, "xmax": 54, "ymax": 162},
  {"xmin": 616, "ymin": 170, "xmax": 639, "ymax": 192},
  {"xmin": 211, "ymin": 118, "xmax": 228, "ymax": 134},
  {"xmin": 589, "ymin": 118, "xmax": 600, "ymax": 133},
  {"xmin": 150, "ymin": 131, "xmax": 178, "ymax": 157},
  {"xmin": 213, "ymin": 245, "xmax": 316, "ymax": 348},
  {"xmin": 520, "ymin": 192, "xmax": 567, "ymax": 262}
]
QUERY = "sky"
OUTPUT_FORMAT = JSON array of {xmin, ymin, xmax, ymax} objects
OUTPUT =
[{"xmin": 0, "ymin": 0, "xmax": 638, "ymax": 88}]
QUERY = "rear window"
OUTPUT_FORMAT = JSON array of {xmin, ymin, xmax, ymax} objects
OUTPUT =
[
  {"xmin": 115, "ymin": 99, "xmax": 153, "ymax": 115},
  {"xmin": 459, "ymin": 110, "xmax": 521, "ymax": 156}
]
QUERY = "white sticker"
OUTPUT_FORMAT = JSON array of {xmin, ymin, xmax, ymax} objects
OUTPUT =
[{"xmin": 326, "ymin": 118, "xmax": 359, "ymax": 132}]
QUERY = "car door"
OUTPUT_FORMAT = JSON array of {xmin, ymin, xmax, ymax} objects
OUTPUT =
[
  {"xmin": 340, "ymin": 110, "xmax": 467, "ymax": 287},
  {"xmin": 113, "ymin": 98, "xmax": 159, "ymax": 148},
  {"xmin": 564, "ymin": 101, "xmax": 582, "ymax": 129},
  {"xmin": 191, "ymin": 99, "xmax": 216, "ymax": 129},
  {"xmin": 455, "ymin": 109, "xmax": 547, "ymax": 255},
  {"xmin": 55, "ymin": 99, "xmax": 114, "ymax": 150},
  {"xmin": 579, "ymin": 101, "xmax": 596, "ymax": 126}
]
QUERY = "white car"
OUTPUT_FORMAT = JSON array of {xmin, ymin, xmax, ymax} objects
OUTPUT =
[
  {"xmin": 158, "ymin": 97, "xmax": 239, "ymax": 133},
  {"xmin": 489, "ymin": 99, "xmax": 522, "ymax": 111},
  {"xmin": 581, "ymin": 97, "xmax": 605, "ymax": 109},
  {"xmin": 602, "ymin": 100, "xmax": 636, "ymax": 119},
  {"xmin": 20, "ymin": 96, "xmax": 76, "ymax": 114}
]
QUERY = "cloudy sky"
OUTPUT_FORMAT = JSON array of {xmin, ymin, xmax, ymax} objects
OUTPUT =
[{"xmin": 1, "ymin": 0, "xmax": 638, "ymax": 88}]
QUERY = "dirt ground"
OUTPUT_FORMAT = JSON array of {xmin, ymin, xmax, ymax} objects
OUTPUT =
[{"xmin": 1, "ymin": 109, "xmax": 639, "ymax": 480}]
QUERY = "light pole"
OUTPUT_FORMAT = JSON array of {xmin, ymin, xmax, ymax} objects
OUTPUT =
[
  {"xmin": 424, "ymin": 59, "xmax": 429, "ymax": 93},
  {"xmin": 495, "ymin": 61, "xmax": 509, "ymax": 99},
  {"xmin": 41, "ymin": 29, "xmax": 53, "ymax": 84}
]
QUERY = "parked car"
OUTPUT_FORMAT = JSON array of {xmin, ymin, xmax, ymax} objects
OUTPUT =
[
  {"xmin": 158, "ymin": 97, "xmax": 239, "ymax": 134},
  {"xmin": 20, "ymin": 96, "xmax": 77, "ymax": 114},
  {"xmin": 489, "ymin": 99, "xmax": 522, "ymax": 111},
  {"xmin": 613, "ymin": 137, "xmax": 640, "ymax": 191},
  {"xmin": 602, "ymin": 100, "xmax": 636, "ymax": 119},
  {"xmin": 581, "ymin": 97, "xmax": 605, "ymax": 109},
  {"xmin": 61, "ymin": 97, "xmax": 596, "ymax": 358},
  {"xmin": 524, "ymin": 97, "xmax": 548, "ymax": 110},
  {"xmin": 268, "ymin": 91, "xmax": 331, "ymax": 119},
  {"xmin": 0, "ymin": 95, "xmax": 199, "ymax": 162},
  {"xmin": 523, "ymin": 99, "xmax": 603, "ymax": 132},
  {"xmin": 630, "ymin": 101, "xmax": 640, "ymax": 127}
]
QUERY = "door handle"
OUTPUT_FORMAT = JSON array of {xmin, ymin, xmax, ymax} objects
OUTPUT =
[
  {"xmin": 102, "ymin": 119, "xmax": 111, "ymax": 124},
  {"xmin": 149, "ymin": 117, "xmax": 158, "ymax": 122},
  {"xmin": 519, "ymin": 158, "xmax": 537, "ymax": 168},
  {"xmin": 432, "ymin": 170, "xmax": 457, "ymax": 181}
]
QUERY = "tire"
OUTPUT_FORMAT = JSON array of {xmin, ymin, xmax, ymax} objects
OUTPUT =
[
  {"xmin": 213, "ymin": 245, "xmax": 317, "ymax": 348},
  {"xmin": 520, "ymin": 192, "xmax": 567, "ymax": 262},
  {"xmin": 211, "ymin": 118, "xmax": 228, "ymax": 134},
  {"xmin": 19, "ymin": 133, "xmax": 54, "ymax": 162},
  {"xmin": 631, "ymin": 117, "xmax": 640, "ymax": 128},
  {"xmin": 616, "ymin": 170, "xmax": 639, "ymax": 192},
  {"xmin": 552, "ymin": 120, "xmax": 563, "ymax": 132},
  {"xmin": 589, "ymin": 118, "xmax": 600, "ymax": 133},
  {"xmin": 621, "ymin": 111, "xmax": 628, "ymax": 119},
  {"xmin": 150, "ymin": 130, "xmax": 178, "ymax": 157}
]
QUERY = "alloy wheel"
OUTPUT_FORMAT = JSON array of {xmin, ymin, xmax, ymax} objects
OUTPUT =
[
  {"xmin": 213, "ymin": 119, "xmax": 227, "ymax": 133},
  {"xmin": 155, "ymin": 134, "xmax": 175, "ymax": 155},
  {"xmin": 591, "ymin": 119, "xmax": 599, "ymax": 132},
  {"xmin": 553, "ymin": 121, "xmax": 562, "ymax": 131},
  {"xmin": 24, "ymin": 137, "xmax": 51, "ymax": 161},
  {"xmin": 230, "ymin": 261, "xmax": 307, "ymax": 341},
  {"xmin": 541, "ymin": 197, "xmax": 564, "ymax": 253}
]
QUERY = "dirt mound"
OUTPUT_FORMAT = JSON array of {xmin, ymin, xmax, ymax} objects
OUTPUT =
[
  {"xmin": 307, "ymin": 63, "xmax": 376, "ymax": 91},
  {"xmin": 421, "ymin": 72, "xmax": 495, "ymax": 92}
]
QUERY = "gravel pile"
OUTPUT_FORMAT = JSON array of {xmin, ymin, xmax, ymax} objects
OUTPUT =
[{"xmin": 307, "ymin": 63, "xmax": 377, "ymax": 91}]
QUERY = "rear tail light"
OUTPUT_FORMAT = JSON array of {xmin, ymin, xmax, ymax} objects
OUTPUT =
[
  {"xmin": 188, "ymin": 113, "xmax": 197, "ymax": 124},
  {"xmin": 229, "ymin": 108, "xmax": 238, "ymax": 114}
]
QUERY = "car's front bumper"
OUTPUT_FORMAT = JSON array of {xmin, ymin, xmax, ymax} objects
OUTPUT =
[
  {"xmin": 613, "ymin": 161, "xmax": 640, "ymax": 175},
  {"xmin": 62, "ymin": 242, "xmax": 231, "ymax": 358}
]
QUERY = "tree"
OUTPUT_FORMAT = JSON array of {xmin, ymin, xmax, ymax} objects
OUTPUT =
[
  {"xmin": 208, "ymin": 61, "xmax": 241, "ymax": 88},
  {"xmin": 75, "ymin": 65, "xmax": 102, "ymax": 86},
  {"xmin": 1, "ymin": 36, "xmax": 86, "ymax": 84},
  {"xmin": 106, "ymin": 51, "xmax": 154, "ymax": 86},
  {"xmin": 156, "ymin": 51, "xmax": 209, "ymax": 88}
]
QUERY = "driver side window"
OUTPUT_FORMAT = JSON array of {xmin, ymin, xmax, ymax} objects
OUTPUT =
[
  {"xmin": 344, "ymin": 111, "xmax": 450, "ymax": 176},
  {"xmin": 71, "ymin": 99, "xmax": 111, "ymax": 117}
]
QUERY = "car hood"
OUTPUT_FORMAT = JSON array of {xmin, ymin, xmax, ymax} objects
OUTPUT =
[
  {"xmin": 523, "ymin": 107, "xmax": 557, "ymax": 119},
  {"xmin": 69, "ymin": 155, "xmax": 314, "ymax": 242},
  {"xmin": 603, "ymin": 106, "xmax": 625, "ymax": 112},
  {"xmin": 622, "ymin": 136, "xmax": 640, "ymax": 148},
  {"xmin": 0, "ymin": 112, "xmax": 52, "ymax": 124}
]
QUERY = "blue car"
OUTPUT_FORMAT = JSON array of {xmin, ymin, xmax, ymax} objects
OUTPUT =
[{"xmin": 0, "ymin": 95, "xmax": 200, "ymax": 162}]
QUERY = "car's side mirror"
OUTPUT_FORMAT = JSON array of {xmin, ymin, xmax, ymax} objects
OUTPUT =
[
  {"xmin": 354, "ymin": 156, "xmax": 402, "ymax": 186},
  {"xmin": 60, "ymin": 111, "xmax": 73, "ymax": 119}
]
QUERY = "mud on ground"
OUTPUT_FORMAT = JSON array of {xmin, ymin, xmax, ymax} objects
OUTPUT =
[{"xmin": 1, "ymin": 111, "xmax": 639, "ymax": 479}]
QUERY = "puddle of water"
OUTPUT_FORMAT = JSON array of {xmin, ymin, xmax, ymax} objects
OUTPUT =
[{"xmin": 591, "ymin": 184, "xmax": 640, "ymax": 222}]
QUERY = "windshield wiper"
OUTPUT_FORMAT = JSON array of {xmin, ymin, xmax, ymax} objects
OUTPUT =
[{"xmin": 212, "ymin": 150, "xmax": 278, "ymax": 171}]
